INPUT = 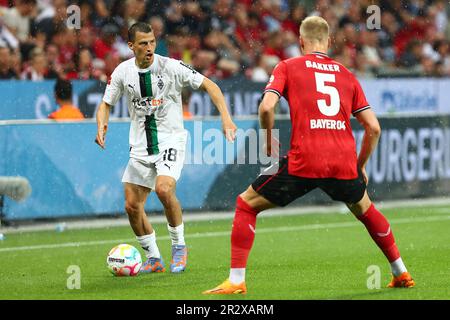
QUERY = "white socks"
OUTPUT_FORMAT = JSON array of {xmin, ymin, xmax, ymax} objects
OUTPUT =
[
  {"xmin": 167, "ymin": 222, "xmax": 185, "ymax": 246},
  {"xmin": 136, "ymin": 232, "xmax": 161, "ymax": 259},
  {"xmin": 390, "ymin": 257, "xmax": 407, "ymax": 276},
  {"xmin": 229, "ymin": 268, "xmax": 246, "ymax": 284},
  {"xmin": 136, "ymin": 223, "xmax": 185, "ymax": 259}
]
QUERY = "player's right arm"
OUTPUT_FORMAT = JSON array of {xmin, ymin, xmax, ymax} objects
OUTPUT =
[
  {"xmin": 96, "ymin": 65, "xmax": 124, "ymax": 149},
  {"xmin": 95, "ymin": 101, "xmax": 111, "ymax": 149},
  {"xmin": 259, "ymin": 92, "xmax": 280, "ymax": 157},
  {"xmin": 355, "ymin": 109, "xmax": 381, "ymax": 184},
  {"xmin": 260, "ymin": 61, "xmax": 287, "ymax": 157}
]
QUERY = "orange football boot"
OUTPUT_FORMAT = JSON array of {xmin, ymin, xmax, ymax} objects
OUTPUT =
[
  {"xmin": 388, "ymin": 272, "xmax": 415, "ymax": 288},
  {"xmin": 203, "ymin": 279, "xmax": 247, "ymax": 294}
]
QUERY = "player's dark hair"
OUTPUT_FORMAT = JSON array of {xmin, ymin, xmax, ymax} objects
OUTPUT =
[
  {"xmin": 128, "ymin": 22, "xmax": 153, "ymax": 42},
  {"xmin": 54, "ymin": 78, "xmax": 73, "ymax": 101},
  {"xmin": 19, "ymin": 0, "xmax": 37, "ymax": 4}
]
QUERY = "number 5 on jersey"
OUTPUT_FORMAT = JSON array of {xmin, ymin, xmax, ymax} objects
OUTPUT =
[{"xmin": 315, "ymin": 72, "xmax": 340, "ymax": 116}]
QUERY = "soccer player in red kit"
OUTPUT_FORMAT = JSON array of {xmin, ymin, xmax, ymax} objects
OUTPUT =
[{"xmin": 204, "ymin": 16, "xmax": 415, "ymax": 294}]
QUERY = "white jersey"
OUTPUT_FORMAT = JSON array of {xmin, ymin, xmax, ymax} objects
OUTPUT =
[{"xmin": 103, "ymin": 54, "xmax": 204, "ymax": 157}]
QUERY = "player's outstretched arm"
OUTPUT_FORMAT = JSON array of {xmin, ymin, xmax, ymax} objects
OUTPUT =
[
  {"xmin": 355, "ymin": 108, "xmax": 381, "ymax": 183},
  {"xmin": 95, "ymin": 101, "xmax": 111, "ymax": 149},
  {"xmin": 259, "ymin": 91, "xmax": 279, "ymax": 157},
  {"xmin": 200, "ymin": 77, "xmax": 237, "ymax": 142}
]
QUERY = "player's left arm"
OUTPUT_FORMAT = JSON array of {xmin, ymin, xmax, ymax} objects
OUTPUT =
[
  {"xmin": 355, "ymin": 108, "xmax": 381, "ymax": 181},
  {"xmin": 200, "ymin": 77, "xmax": 237, "ymax": 142},
  {"xmin": 351, "ymin": 74, "xmax": 380, "ymax": 183}
]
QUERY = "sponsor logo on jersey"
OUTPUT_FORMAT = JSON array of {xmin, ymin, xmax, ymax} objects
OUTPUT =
[
  {"xmin": 126, "ymin": 83, "xmax": 137, "ymax": 96},
  {"xmin": 132, "ymin": 97, "xmax": 164, "ymax": 112}
]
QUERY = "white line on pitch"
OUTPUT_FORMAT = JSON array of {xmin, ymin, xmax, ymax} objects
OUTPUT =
[
  {"xmin": 0, "ymin": 215, "xmax": 449, "ymax": 253},
  {"xmin": 2, "ymin": 197, "xmax": 449, "ymax": 234}
]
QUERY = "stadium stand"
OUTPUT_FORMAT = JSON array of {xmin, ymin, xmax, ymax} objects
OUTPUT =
[{"xmin": 0, "ymin": 0, "xmax": 449, "ymax": 82}]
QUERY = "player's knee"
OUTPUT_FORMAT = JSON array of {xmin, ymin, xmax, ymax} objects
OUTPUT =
[
  {"xmin": 125, "ymin": 201, "xmax": 141, "ymax": 216},
  {"xmin": 347, "ymin": 191, "xmax": 372, "ymax": 217},
  {"xmin": 239, "ymin": 185, "xmax": 263, "ymax": 206},
  {"xmin": 155, "ymin": 183, "xmax": 174, "ymax": 201},
  {"xmin": 237, "ymin": 185, "xmax": 277, "ymax": 213},
  {"xmin": 239, "ymin": 186, "xmax": 256, "ymax": 201}
]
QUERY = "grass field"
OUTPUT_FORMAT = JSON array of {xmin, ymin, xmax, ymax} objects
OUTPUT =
[{"xmin": 0, "ymin": 205, "xmax": 449, "ymax": 300}]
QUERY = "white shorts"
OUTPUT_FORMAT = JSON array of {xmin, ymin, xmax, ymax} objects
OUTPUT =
[{"xmin": 122, "ymin": 147, "xmax": 185, "ymax": 190}]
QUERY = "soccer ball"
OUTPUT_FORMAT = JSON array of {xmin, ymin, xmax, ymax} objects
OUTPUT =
[{"xmin": 107, "ymin": 244, "xmax": 142, "ymax": 276}]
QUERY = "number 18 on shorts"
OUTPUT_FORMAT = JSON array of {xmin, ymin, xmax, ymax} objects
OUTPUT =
[{"xmin": 122, "ymin": 147, "xmax": 185, "ymax": 190}]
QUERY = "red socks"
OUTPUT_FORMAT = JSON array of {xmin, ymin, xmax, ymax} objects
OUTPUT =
[
  {"xmin": 230, "ymin": 198, "xmax": 400, "ymax": 268},
  {"xmin": 357, "ymin": 204, "xmax": 400, "ymax": 262},
  {"xmin": 231, "ymin": 196, "xmax": 259, "ymax": 268}
]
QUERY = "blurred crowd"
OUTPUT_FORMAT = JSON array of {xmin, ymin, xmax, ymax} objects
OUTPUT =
[{"xmin": 0, "ymin": 0, "xmax": 450, "ymax": 82}]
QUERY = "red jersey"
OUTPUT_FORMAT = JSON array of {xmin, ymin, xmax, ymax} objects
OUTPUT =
[{"xmin": 264, "ymin": 52, "xmax": 370, "ymax": 179}]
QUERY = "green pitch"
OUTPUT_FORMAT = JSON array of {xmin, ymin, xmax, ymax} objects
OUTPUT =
[{"xmin": 0, "ymin": 205, "xmax": 449, "ymax": 300}]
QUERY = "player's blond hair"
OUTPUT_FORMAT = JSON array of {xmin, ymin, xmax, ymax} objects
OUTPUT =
[{"xmin": 299, "ymin": 16, "xmax": 329, "ymax": 43}]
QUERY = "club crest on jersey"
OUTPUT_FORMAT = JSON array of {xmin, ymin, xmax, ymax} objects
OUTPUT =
[{"xmin": 157, "ymin": 78, "xmax": 164, "ymax": 90}]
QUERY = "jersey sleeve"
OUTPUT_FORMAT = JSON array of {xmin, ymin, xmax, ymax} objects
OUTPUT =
[
  {"xmin": 351, "ymin": 76, "xmax": 370, "ymax": 115},
  {"xmin": 263, "ymin": 61, "xmax": 287, "ymax": 98},
  {"xmin": 103, "ymin": 67, "xmax": 124, "ymax": 106},
  {"xmin": 177, "ymin": 60, "xmax": 205, "ymax": 90}
]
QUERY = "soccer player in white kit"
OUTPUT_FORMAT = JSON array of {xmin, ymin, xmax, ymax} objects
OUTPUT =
[{"xmin": 95, "ymin": 22, "xmax": 237, "ymax": 274}]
